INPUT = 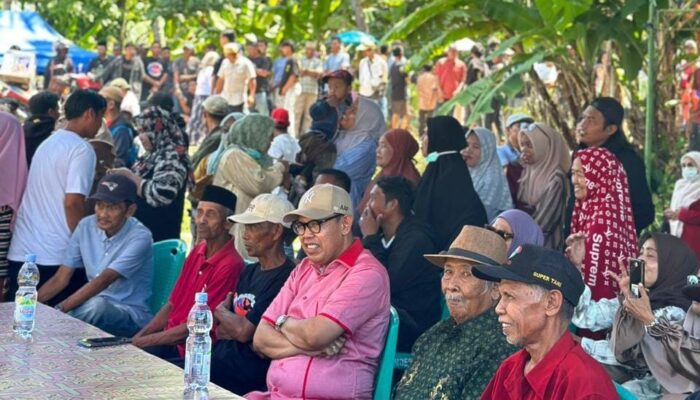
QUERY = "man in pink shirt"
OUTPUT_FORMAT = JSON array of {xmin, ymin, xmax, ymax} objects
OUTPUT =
[
  {"xmin": 434, "ymin": 45, "xmax": 466, "ymax": 104},
  {"xmin": 248, "ymin": 184, "xmax": 390, "ymax": 400}
]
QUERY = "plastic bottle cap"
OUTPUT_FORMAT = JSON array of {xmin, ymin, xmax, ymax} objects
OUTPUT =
[
  {"xmin": 25, "ymin": 254, "xmax": 36, "ymax": 263},
  {"xmin": 195, "ymin": 292, "xmax": 208, "ymax": 303}
]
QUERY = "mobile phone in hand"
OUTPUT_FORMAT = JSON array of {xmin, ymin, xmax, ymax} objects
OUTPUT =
[
  {"xmin": 629, "ymin": 258, "xmax": 645, "ymax": 297},
  {"xmin": 78, "ymin": 336, "xmax": 131, "ymax": 348}
]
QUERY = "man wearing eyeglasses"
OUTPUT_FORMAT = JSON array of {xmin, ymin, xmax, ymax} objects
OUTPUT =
[{"xmin": 249, "ymin": 184, "xmax": 390, "ymax": 400}]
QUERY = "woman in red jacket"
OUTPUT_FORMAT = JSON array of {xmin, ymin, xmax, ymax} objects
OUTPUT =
[{"xmin": 665, "ymin": 151, "xmax": 700, "ymax": 260}]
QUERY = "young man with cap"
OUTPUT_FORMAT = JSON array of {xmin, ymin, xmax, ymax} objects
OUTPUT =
[
  {"xmin": 8, "ymin": 90, "xmax": 106, "ymax": 305},
  {"xmin": 100, "ymin": 86, "xmax": 137, "ymax": 167},
  {"xmin": 249, "ymin": 184, "xmax": 390, "ymax": 400},
  {"xmin": 268, "ymin": 108, "xmax": 301, "ymax": 164},
  {"xmin": 132, "ymin": 185, "xmax": 245, "ymax": 360},
  {"xmin": 473, "ymin": 244, "xmax": 617, "ymax": 399},
  {"xmin": 357, "ymin": 41, "xmax": 388, "ymax": 108},
  {"xmin": 573, "ymin": 97, "xmax": 654, "ymax": 233},
  {"xmin": 320, "ymin": 69, "xmax": 354, "ymax": 121},
  {"xmin": 359, "ymin": 176, "xmax": 442, "ymax": 352},
  {"xmin": 393, "ymin": 225, "xmax": 517, "ymax": 400},
  {"xmin": 215, "ymin": 42, "xmax": 257, "ymax": 112},
  {"xmin": 210, "ymin": 194, "xmax": 296, "ymax": 394},
  {"xmin": 37, "ymin": 174, "xmax": 153, "ymax": 337}
]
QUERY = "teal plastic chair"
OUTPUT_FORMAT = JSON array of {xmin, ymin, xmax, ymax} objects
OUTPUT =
[
  {"xmin": 615, "ymin": 382, "xmax": 637, "ymax": 400},
  {"xmin": 374, "ymin": 307, "xmax": 399, "ymax": 400},
  {"xmin": 149, "ymin": 239, "xmax": 188, "ymax": 314}
]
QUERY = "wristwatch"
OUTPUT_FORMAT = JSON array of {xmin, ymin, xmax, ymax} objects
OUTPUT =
[{"xmin": 275, "ymin": 314, "xmax": 289, "ymax": 331}]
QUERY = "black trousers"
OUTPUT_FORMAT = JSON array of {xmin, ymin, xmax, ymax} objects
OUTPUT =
[{"xmin": 6, "ymin": 261, "xmax": 87, "ymax": 306}]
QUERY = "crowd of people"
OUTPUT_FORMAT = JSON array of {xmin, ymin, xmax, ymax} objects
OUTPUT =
[{"xmin": 1, "ymin": 29, "xmax": 700, "ymax": 400}]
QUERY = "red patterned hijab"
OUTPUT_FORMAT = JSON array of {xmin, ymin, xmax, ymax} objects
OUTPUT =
[
  {"xmin": 358, "ymin": 129, "xmax": 420, "ymax": 212},
  {"xmin": 571, "ymin": 147, "xmax": 638, "ymax": 300}
]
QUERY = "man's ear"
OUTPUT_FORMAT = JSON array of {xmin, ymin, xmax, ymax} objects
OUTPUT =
[
  {"xmin": 340, "ymin": 215, "xmax": 353, "ymax": 235},
  {"xmin": 604, "ymin": 123, "xmax": 618, "ymax": 138},
  {"xmin": 385, "ymin": 198, "xmax": 399, "ymax": 215},
  {"xmin": 544, "ymin": 290, "xmax": 565, "ymax": 317},
  {"xmin": 126, "ymin": 203, "xmax": 138, "ymax": 217}
]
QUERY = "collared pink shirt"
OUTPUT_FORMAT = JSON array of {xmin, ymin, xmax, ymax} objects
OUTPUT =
[{"xmin": 248, "ymin": 239, "xmax": 390, "ymax": 400}]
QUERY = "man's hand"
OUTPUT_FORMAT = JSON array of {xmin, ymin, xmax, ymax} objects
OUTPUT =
[
  {"xmin": 214, "ymin": 292, "xmax": 234, "ymax": 325},
  {"xmin": 247, "ymin": 94, "xmax": 255, "ymax": 109},
  {"xmin": 321, "ymin": 335, "xmax": 346, "ymax": 358},
  {"xmin": 359, "ymin": 206, "xmax": 381, "ymax": 237},
  {"xmin": 564, "ymin": 232, "xmax": 586, "ymax": 271}
]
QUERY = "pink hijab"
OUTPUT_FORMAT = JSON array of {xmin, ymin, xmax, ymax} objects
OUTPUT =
[{"xmin": 0, "ymin": 111, "xmax": 28, "ymax": 215}]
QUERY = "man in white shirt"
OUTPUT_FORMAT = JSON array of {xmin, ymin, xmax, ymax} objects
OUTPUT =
[
  {"xmin": 8, "ymin": 89, "xmax": 106, "ymax": 306},
  {"xmin": 357, "ymin": 41, "xmax": 388, "ymax": 106},
  {"xmin": 215, "ymin": 42, "xmax": 256, "ymax": 112},
  {"xmin": 294, "ymin": 41, "xmax": 323, "ymax": 135}
]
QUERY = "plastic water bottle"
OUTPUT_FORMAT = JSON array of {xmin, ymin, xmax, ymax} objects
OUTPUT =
[
  {"xmin": 13, "ymin": 254, "xmax": 40, "ymax": 337},
  {"xmin": 183, "ymin": 292, "xmax": 213, "ymax": 399}
]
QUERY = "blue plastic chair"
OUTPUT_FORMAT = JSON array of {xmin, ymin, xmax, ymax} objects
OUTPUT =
[
  {"xmin": 373, "ymin": 307, "xmax": 399, "ymax": 400},
  {"xmin": 615, "ymin": 382, "xmax": 637, "ymax": 400},
  {"xmin": 149, "ymin": 239, "xmax": 188, "ymax": 314},
  {"xmin": 395, "ymin": 296, "xmax": 449, "ymax": 370}
]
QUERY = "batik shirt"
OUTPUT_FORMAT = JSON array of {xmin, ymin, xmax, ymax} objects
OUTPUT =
[{"xmin": 394, "ymin": 308, "xmax": 516, "ymax": 400}]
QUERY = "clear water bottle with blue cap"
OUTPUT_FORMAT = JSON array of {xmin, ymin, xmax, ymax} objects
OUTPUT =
[
  {"xmin": 13, "ymin": 254, "xmax": 40, "ymax": 337},
  {"xmin": 183, "ymin": 291, "xmax": 213, "ymax": 399}
]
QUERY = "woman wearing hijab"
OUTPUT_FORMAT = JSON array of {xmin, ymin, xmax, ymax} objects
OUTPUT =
[
  {"xmin": 516, "ymin": 122, "xmax": 571, "ymax": 250},
  {"xmin": 570, "ymin": 147, "xmax": 638, "ymax": 302},
  {"xmin": 414, "ymin": 116, "xmax": 487, "ymax": 250},
  {"xmin": 608, "ymin": 234, "xmax": 700, "ymax": 399},
  {"xmin": 462, "ymin": 127, "xmax": 513, "ymax": 221},
  {"xmin": 333, "ymin": 96, "xmax": 386, "ymax": 209},
  {"xmin": 568, "ymin": 233, "xmax": 698, "ymax": 398},
  {"xmin": 110, "ymin": 105, "xmax": 190, "ymax": 242},
  {"xmin": 357, "ymin": 128, "xmax": 420, "ymax": 214},
  {"xmin": 665, "ymin": 151, "xmax": 700, "ymax": 259},
  {"xmin": 489, "ymin": 209, "xmax": 544, "ymax": 255},
  {"xmin": 0, "ymin": 112, "xmax": 27, "ymax": 300},
  {"xmin": 213, "ymin": 114, "xmax": 285, "ymax": 260}
]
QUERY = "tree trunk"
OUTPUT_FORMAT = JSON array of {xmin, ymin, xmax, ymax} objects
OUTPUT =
[{"xmin": 349, "ymin": 0, "xmax": 367, "ymax": 33}]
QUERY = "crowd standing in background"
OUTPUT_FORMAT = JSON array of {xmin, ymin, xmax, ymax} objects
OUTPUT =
[{"xmin": 2, "ymin": 30, "xmax": 700, "ymax": 400}]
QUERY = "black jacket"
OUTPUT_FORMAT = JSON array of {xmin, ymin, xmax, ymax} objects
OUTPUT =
[
  {"xmin": 567, "ymin": 132, "xmax": 655, "ymax": 234},
  {"xmin": 362, "ymin": 216, "xmax": 442, "ymax": 352},
  {"xmin": 23, "ymin": 115, "xmax": 56, "ymax": 167}
]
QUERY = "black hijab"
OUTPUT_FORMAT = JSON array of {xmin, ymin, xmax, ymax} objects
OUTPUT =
[
  {"xmin": 413, "ymin": 116, "xmax": 487, "ymax": 250},
  {"xmin": 644, "ymin": 233, "xmax": 699, "ymax": 311}
]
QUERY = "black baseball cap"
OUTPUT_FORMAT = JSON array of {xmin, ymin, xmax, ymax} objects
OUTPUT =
[
  {"xmin": 321, "ymin": 69, "xmax": 353, "ymax": 85},
  {"xmin": 89, "ymin": 174, "xmax": 137, "ymax": 204},
  {"xmin": 682, "ymin": 275, "xmax": 700, "ymax": 302},
  {"xmin": 472, "ymin": 244, "xmax": 585, "ymax": 306}
]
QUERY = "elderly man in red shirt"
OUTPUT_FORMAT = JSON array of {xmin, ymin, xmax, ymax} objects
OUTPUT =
[
  {"xmin": 248, "ymin": 184, "xmax": 390, "ymax": 400},
  {"xmin": 473, "ymin": 245, "xmax": 618, "ymax": 400},
  {"xmin": 132, "ymin": 185, "xmax": 245, "ymax": 360}
]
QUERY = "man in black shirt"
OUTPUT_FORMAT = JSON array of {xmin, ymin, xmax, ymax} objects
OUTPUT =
[
  {"xmin": 210, "ymin": 193, "xmax": 296, "ymax": 394},
  {"xmin": 247, "ymin": 41, "xmax": 272, "ymax": 115},
  {"xmin": 88, "ymin": 41, "xmax": 113, "ymax": 76},
  {"xmin": 142, "ymin": 42, "xmax": 169, "ymax": 101},
  {"xmin": 359, "ymin": 176, "xmax": 442, "ymax": 352},
  {"xmin": 23, "ymin": 91, "xmax": 60, "ymax": 166}
]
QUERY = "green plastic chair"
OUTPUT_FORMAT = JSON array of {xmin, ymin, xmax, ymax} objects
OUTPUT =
[
  {"xmin": 149, "ymin": 239, "xmax": 188, "ymax": 314},
  {"xmin": 374, "ymin": 306, "xmax": 400, "ymax": 400},
  {"xmin": 615, "ymin": 382, "xmax": 637, "ymax": 400}
]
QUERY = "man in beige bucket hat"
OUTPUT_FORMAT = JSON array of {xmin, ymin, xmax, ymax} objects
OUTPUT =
[
  {"xmin": 210, "ymin": 193, "xmax": 297, "ymax": 394},
  {"xmin": 394, "ymin": 225, "xmax": 517, "ymax": 400},
  {"xmin": 250, "ymin": 184, "xmax": 391, "ymax": 399}
]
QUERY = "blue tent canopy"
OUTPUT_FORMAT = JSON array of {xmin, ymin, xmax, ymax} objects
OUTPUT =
[
  {"xmin": 336, "ymin": 31, "xmax": 378, "ymax": 46},
  {"xmin": 0, "ymin": 11, "xmax": 96, "ymax": 75}
]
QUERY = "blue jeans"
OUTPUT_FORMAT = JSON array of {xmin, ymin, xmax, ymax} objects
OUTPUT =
[
  {"xmin": 68, "ymin": 296, "xmax": 142, "ymax": 337},
  {"xmin": 255, "ymin": 92, "xmax": 269, "ymax": 116}
]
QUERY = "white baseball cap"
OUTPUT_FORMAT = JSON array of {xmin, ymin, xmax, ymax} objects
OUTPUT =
[{"xmin": 228, "ymin": 194, "xmax": 295, "ymax": 228}]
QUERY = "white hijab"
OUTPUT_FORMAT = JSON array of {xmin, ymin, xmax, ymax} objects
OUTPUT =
[{"xmin": 670, "ymin": 151, "xmax": 700, "ymax": 237}]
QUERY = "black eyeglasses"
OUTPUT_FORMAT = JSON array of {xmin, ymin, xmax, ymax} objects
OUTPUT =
[
  {"xmin": 292, "ymin": 214, "xmax": 342, "ymax": 235},
  {"xmin": 485, "ymin": 225, "xmax": 514, "ymax": 240}
]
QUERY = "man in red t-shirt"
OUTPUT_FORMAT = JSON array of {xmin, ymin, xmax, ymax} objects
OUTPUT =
[
  {"xmin": 434, "ymin": 45, "xmax": 466, "ymax": 104},
  {"xmin": 473, "ymin": 245, "xmax": 618, "ymax": 400},
  {"xmin": 132, "ymin": 185, "xmax": 245, "ymax": 360}
]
